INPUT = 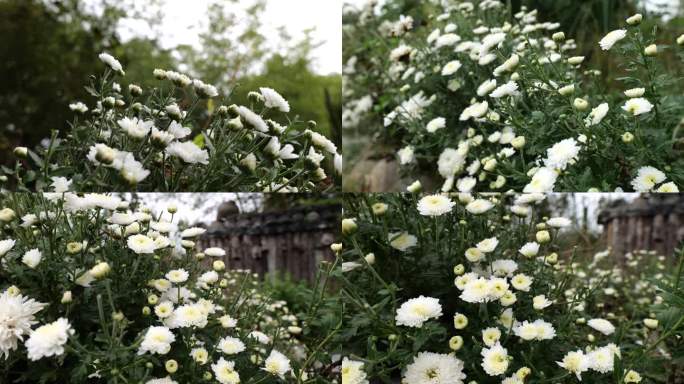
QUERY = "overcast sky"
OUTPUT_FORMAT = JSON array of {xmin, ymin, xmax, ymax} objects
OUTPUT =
[{"xmin": 115, "ymin": 0, "xmax": 341, "ymax": 74}]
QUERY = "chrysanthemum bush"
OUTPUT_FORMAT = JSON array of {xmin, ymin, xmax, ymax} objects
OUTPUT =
[
  {"xmin": 7, "ymin": 53, "xmax": 341, "ymax": 192},
  {"xmin": 342, "ymin": 0, "xmax": 684, "ymax": 192},
  {"xmin": 336, "ymin": 192, "xmax": 684, "ymax": 383},
  {"xmin": 0, "ymin": 193, "xmax": 342, "ymax": 383}
]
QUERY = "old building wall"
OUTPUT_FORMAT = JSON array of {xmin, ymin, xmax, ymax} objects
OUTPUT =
[{"xmin": 198, "ymin": 205, "xmax": 340, "ymax": 282}]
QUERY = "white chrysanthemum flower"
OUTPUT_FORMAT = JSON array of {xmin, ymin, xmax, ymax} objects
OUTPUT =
[
  {"xmin": 436, "ymin": 33, "xmax": 461, "ymax": 48},
  {"xmin": 204, "ymin": 247, "xmax": 226, "ymax": 257},
  {"xmin": 586, "ymin": 103, "xmax": 610, "ymax": 126},
  {"xmin": 138, "ymin": 326, "xmax": 175, "ymax": 355},
  {"xmin": 69, "ymin": 101, "xmax": 88, "ymax": 113},
  {"xmin": 482, "ymin": 327, "xmax": 502, "ymax": 347},
  {"xmin": 599, "ymin": 29, "xmax": 627, "ymax": 50},
  {"xmin": 21, "ymin": 248, "xmax": 42, "ymax": 269},
  {"xmin": 477, "ymin": 79, "xmax": 497, "ymax": 96},
  {"xmin": 146, "ymin": 377, "xmax": 178, "ymax": 384},
  {"xmin": 588, "ymin": 346, "xmax": 616, "ymax": 373},
  {"xmin": 524, "ymin": 167, "xmax": 558, "ymax": 193},
  {"xmin": 490, "ymin": 81, "xmax": 519, "ymax": 98},
  {"xmin": 547, "ymin": 217, "xmax": 571, "ymax": 228},
  {"xmin": 403, "ymin": 352, "xmax": 467, "ymax": 384},
  {"xmin": 631, "ymin": 166, "xmax": 666, "ymax": 192},
  {"xmin": 25, "ymin": 318, "xmax": 73, "ymax": 361},
  {"xmin": 248, "ymin": 330, "xmax": 270, "ymax": 344},
  {"xmin": 481, "ymin": 32, "xmax": 506, "ymax": 53},
  {"xmin": 181, "ymin": 227, "xmax": 206, "ymax": 238},
  {"xmin": 120, "ymin": 153, "xmax": 150, "ymax": 184},
  {"xmin": 192, "ymin": 79, "xmax": 219, "ymax": 98},
  {"xmin": 395, "ymin": 296, "xmax": 442, "ymax": 327},
  {"xmin": 426, "ymin": 117, "xmax": 446, "ymax": 133},
  {"xmin": 587, "ymin": 318, "xmax": 615, "ymax": 335},
  {"xmin": 544, "ymin": 138, "xmax": 580, "ymax": 170},
  {"xmin": 457, "ymin": 176, "xmax": 477, "ymax": 192},
  {"xmin": 466, "ymin": 199, "xmax": 494, "ymax": 214},
  {"xmin": 519, "ymin": 242, "xmax": 540, "ymax": 257},
  {"xmin": 154, "ymin": 302, "xmax": 174, "ymax": 319},
  {"xmin": 127, "ymin": 234, "xmax": 156, "ymax": 254},
  {"xmin": 389, "ymin": 232, "xmax": 417, "ymax": 251},
  {"xmin": 511, "ymin": 273, "xmax": 533, "ymax": 292},
  {"xmin": 0, "ymin": 239, "xmax": 16, "ymax": 257},
  {"xmin": 622, "ymin": 97, "xmax": 653, "ymax": 116},
  {"xmin": 151, "ymin": 127, "xmax": 175, "ymax": 146},
  {"xmin": 476, "ymin": 237, "xmax": 498, "ymax": 253},
  {"xmin": 117, "ymin": 117, "xmax": 154, "ymax": 139},
  {"xmin": 459, "ymin": 101, "xmax": 489, "ymax": 121},
  {"xmin": 491, "ymin": 259, "xmax": 518, "ymax": 277},
  {"xmin": 238, "ymin": 106, "xmax": 268, "ymax": 132},
  {"xmin": 557, "ymin": 350, "xmax": 590, "ymax": 380},
  {"xmin": 417, "ymin": 195, "xmax": 455, "ymax": 216},
  {"xmin": 481, "ymin": 343, "xmax": 509, "ymax": 376},
  {"xmin": 167, "ymin": 121, "xmax": 192, "ymax": 139},
  {"xmin": 533, "ymin": 295, "xmax": 553, "ymax": 310},
  {"xmin": 438, "ymin": 148, "xmax": 466, "ymax": 181},
  {"xmin": 166, "ymin": 141, "xmax": 209, "ymax": 165},
  {"xmin": 460, "ymin": 277, "xmax": 492, "ymax": 303},
  {"xmin": 0, "ymin": 290, "xmax": 46, "ymax": 359},
  {"xmin": 624, "ymin": 88, "xmax": 645, "ymax": 98},
  {"xmin": 212, "ymin": 357, "xmax": 240, "ymax": 384},
  {"xmin": 398, "ymin": 146, "xmax": 415, "ymax": 165},
  {"xmin": 218, "ymin": 336, "xmax": 246, "ymax": 355},
  {"xmin": 259, "ymin": 87, "xmax": 290, "ymax": 112},
  {"xmin": 342, "ymin": 357, "xmax": 369, "ymax": 384},
  {"xmin": 262, "ymin": 350, "xmax": 291, "ymax": 377},
  {"xmin": 441, "ymin": 60, "xmax": 462, "ymax": 76},
  {"xmin": 99, "ymin": 52, "xmax": 124, "ymax": 74},
  {"xmin": 166, "ymin": 303, "xmax": 208, "ymax": 329},
  {"xmin": 165, "ymin": 269, "xmax": 189, "ymax": 284},
  {"xmin": 656, "ymin": 182, "xmax": 679, "ymax": 193}
]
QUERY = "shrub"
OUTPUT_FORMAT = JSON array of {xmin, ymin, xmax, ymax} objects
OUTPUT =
[
  {"xmin": 0, "ymin": 193, "xmax": 339, "ymax": 383},
  {"xmin": 336, "ymin": 192, "xmax": 683, "ymax": 383},
  {"xmin": 7, "ymin": 53, "xmax": 342, "ymax": 192},
  {"xmin": 342, "ymin": 0, "xmax": 684, "ymax": 192}
]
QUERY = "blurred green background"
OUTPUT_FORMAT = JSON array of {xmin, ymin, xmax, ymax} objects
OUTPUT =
[{"xmin": 0, "ymin": 0, "xmax": 341, "ymax": 165}]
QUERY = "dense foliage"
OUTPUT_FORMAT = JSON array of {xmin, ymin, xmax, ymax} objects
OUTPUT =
[
  {"xmin": 0, "ymin": 193, "xmax": 342, "ymax": 383},
  {"xmin": 342, "ymin": 0, "xmax": 684, "ymax": 192},
  {"xmin": 337, "ymin": 192, "xmax": 684, "ymax": 383}
]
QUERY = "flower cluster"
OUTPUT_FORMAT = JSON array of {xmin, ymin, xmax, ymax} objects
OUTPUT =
[
  {"xmin": 342, "ymin": 0, "xmax": 684, "ymax": 192},
  {"xmin": 336, "ymin": 192, "xmax": 679, "ymax": 383},
  {"xmin": 9, "ymin": 53, "xmax": 341, "ymax": 192},
  {"xmin": 0, "ymin": 193, "xmax": 338, "ymax": 383}
]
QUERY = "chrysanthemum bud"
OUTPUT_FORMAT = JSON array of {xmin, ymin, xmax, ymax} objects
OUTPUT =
[
  {"xmin": 552, "ymin": 32, "xmax": 565, "ymax": 41},
  {"xmin": 624, "ymin": 370, "xmax": 642, "ymax": 383},
  {"xmin": 0, "ymin": 208, "xmax": 16, "ymax": 222},
  {"xmin": 142, "ymin": 306, "xmax": 151, "ymax": 316},
  {"xmin": 227, "ymin": 104, "xmax": 240, "ymax": 118},
  {"xmin": 181, "ymin": 240, "xmax": 195, "ymax": 249},
  {"xmin": 536, "ymin": 230, "xmax": 551, "ymax": 243},
  {"xmin": 213, "ymin": 260, "xmax": 225, "ymax": 271},
  {"xmin": 167, "ymin": 204, "xmax": 177, "ymax": 214},
  {"xmin": 678, "ymin": 34, "xmax": 684, "ymax": 45},
  {"xmin": 103, "ymin": 97, "xmax": 116, "ymax": 108},
  {"xmin": 13, "ymin": 147, "xmax": 28, "ymax": 158},
  {"xmin": 558, "ymin": 84, "xmax": 575, "ymax": 96},
  {"xmin": 129, "ymin": 84, "xmax": 143, "ymax": 96},
  {"xmin": 330, "ymin": 243, "xmax": 342, "ymax": 253},
  {"xmin": 567, "ymin": 56, "xmax": 585, "ymax": 65},
  {"xmin": 364, "ymin": 253, "xmax": 375, "ymax": 264},
  {"xmin": 453, "ymin": 264, "xmax": 465, "ymax": 275},
  {"xmin": 153, "ymin": 69, "xmax": 167, "ymax": 80},
  {"xmin": 643, "ymin": 318, "xmax": 658, "ymax": 329},
  {"xmin": 407, "ymin": 180, "xmax": 422, "ymax": 193},
  {"xmin": 90, "ymin": 262, "xmax": 111, "ymax": 279},
  {"xmin": 61, "ymin": 291, "xmax": 73, "ymax": 304},
  {"xmin": 307, "ymin": 121, "xmax": 317, "ymax": 130},
  {"xmin": 222, "ymin": 118, "xmax": 242, "ymax": 134},
  {"xmin": 112, "ymin": 311, "xmax": 124, "ymax": 321},
  {"xmin": 453, "ymin": 313, "xmax": 468, "ymax": 329},
  {"xmin": 165, "ymin": 359, "xmax": 178, "ymax": 373},
  {"xmin": 511, "ymin": 136, "xmax": 525, "ymax": 149},
  {"xmin": 342, "ymin": 218, "xmax": 357, "ymax": 235},
  {"xmin": 622, "ymin": 132, "xmax": 635, "ymax": 143},
  {"xmin": 449, "ymin": 335, "xmax": 463, "ymax": 351},
  {"xmin": 372, "ymin": 203, "xmax": 388, "ymax": 216},
  {"xmin": 484, "ymin": 158, "xmax": 497, "ymax": 171},
  {"xmin": 546, "ymin": 252, "xmax": 558, "ymax": 264},
  {"xmin": 626, "ymin": 13, "xmax": 643, "ymax": 25},
  {"xmin": 66, "ymin": 242, "xmax": 83, "ymax": 254},
  {"xmin": 644, "ymin": 44, "xmax": 657, "ymax": 56},
  {"xmin": 148, "ymin": 294, "xmax": 158, "ymax": 305},
  {"xmin": 573, "ymin": 98, "xmax": 589, "ymax": 111}
]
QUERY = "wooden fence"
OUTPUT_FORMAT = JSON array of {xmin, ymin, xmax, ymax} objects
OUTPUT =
[
  {"xmin": 598, "ymin": 195, "xmax": 684, "ymax": 258},
  {"xmin": 197, "ymin": 204, "xmax": 341, "ymax": 282}
]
